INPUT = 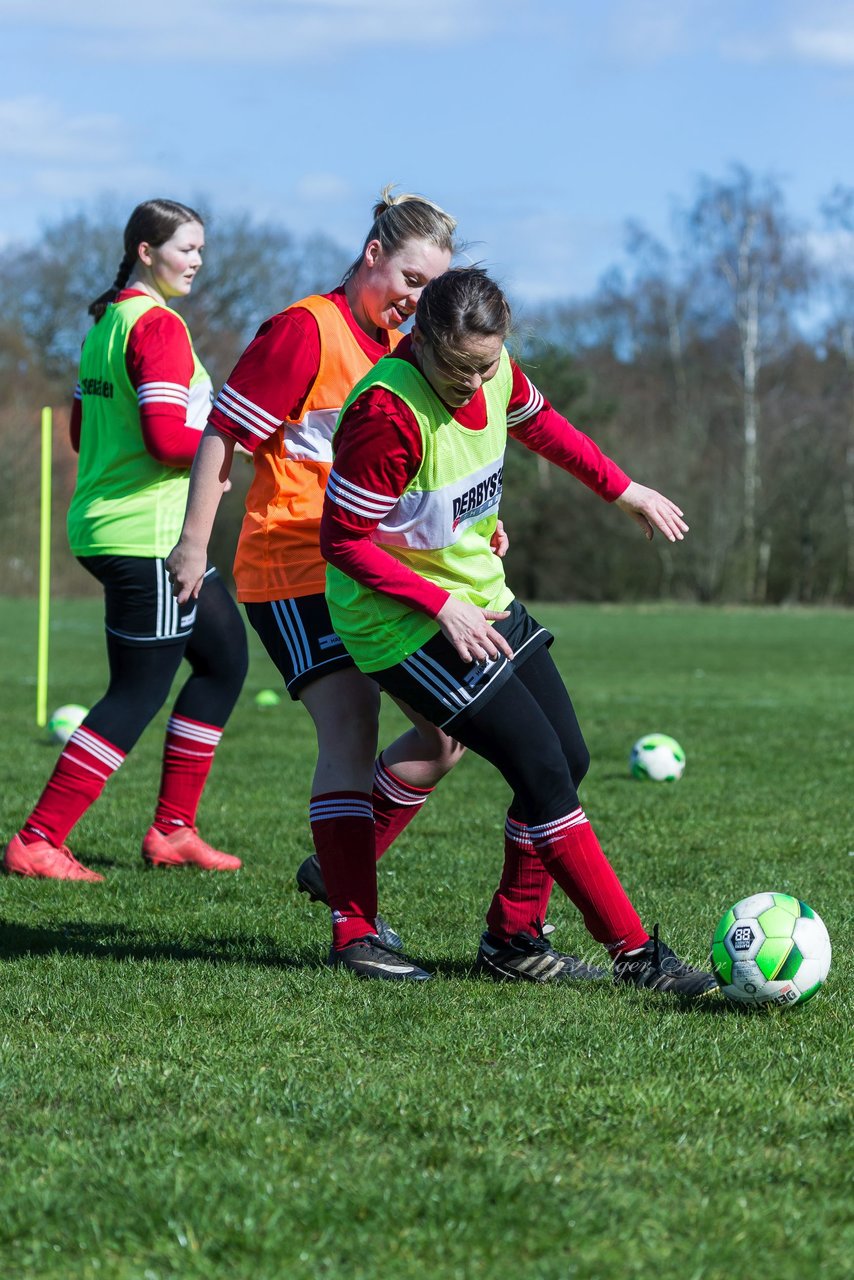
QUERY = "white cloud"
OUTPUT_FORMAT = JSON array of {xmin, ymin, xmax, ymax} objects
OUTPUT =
[
  {"xmin": 805, "ymin": 226, "xmax": 854, "ymax": 266},
  {"xmin": 488, "ymin": 209, "xmax": 624, "ymax": 303},
  {"xmin": 0, "ymin": 96, "xmax": 171, "ymax": 209},
  {"xmin": 607, "ymin": 0, "xmax": 701, "ymax": 64},
  {"xmin": 789, "ymin": 21, "xmax": 854, "ymax": 66},
  {"xmin": 0, "ymin": 96, "xmax": 124, "ymax": 163},
  {"xmin": 720, "ymin": 1, "xmax": 854, "ymax": 67},
  {"xmin": 295, "ymin": 172, "xmax": 352, "ymax": 203},
  {"xmin": 603, "ymin": 0, "xmax": 854, "ymax": 69},
  {"xmin": 0, "ymin": 0, "xmax": 506, "ymax": 63}
]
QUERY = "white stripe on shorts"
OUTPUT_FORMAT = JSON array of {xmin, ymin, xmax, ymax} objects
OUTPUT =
[
  {"xmin": 400, "ymin": 645, "xmax": 520, "ymax": 729},
  {"xmin": 401, "ymin": 651, "xmax": 475, "ymax": 715},
  {"xmin": 271, "ymin": 599, "xmax": 311, "ymax": 676}
]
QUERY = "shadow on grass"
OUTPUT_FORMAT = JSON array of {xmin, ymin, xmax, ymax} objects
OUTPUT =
[
  {"xmin": 0, "ymin": 918, "xmax": 320, "ymax": 971},
  {"xmin": 0, "ymin": 924, "xmax": 755, "ymax": 1011}
]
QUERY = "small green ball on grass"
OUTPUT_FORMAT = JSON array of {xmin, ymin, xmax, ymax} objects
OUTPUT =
[{"xmin": 254, "ymin": 688, "xmax": 281, "ymax": 708}]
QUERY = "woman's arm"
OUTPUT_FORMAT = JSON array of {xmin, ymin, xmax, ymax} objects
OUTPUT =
[
  {"xmin": 126, "ymin": 307, "xmax": 209, "ymax": 466},
  {"xmin": 166, "ymin": 425, "xmax": 235, "ymax": 602},
  {"xmin": 614, "ymin": 480, "xmax": 688, "ymax": 542},
  {"xmin": 508, "ymin": 363, "xmax": 687, "ymax": 541}
]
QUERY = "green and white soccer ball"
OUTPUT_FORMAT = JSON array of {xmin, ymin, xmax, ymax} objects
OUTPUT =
[
  {"xmin": 711, "ymin": 893, "xmax": 831, "ymax": 1007},
  {"xmin": 47, "ymin": 703, "xmax": 89, "ymax": 745},
  {"xmin": 629, "ymin": 733, "xmax": 685, "ymax": 782}
]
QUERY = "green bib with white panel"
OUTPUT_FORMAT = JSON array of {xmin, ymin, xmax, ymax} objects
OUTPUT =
[
  {"xmin": 67, "ymin": 294, "xmax": 212, "ymax": 557},
  {"xmin": 326, "ymin": 348, "xmax": 515, "ymax": 672}
]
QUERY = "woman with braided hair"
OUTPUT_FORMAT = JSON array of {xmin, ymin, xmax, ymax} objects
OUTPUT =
[{"xmin": 3, "ymin": 199, "xmax": 248, "ymax": 881}]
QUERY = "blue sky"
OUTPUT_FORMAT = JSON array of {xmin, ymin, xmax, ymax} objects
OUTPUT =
[{"xmin": 3, "ymin": 0, "xmax": 854, "ymax": 303}]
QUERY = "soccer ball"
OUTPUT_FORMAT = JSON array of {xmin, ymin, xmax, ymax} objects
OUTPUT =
[
  {"xmin": 47, "ymin": 703, "xmax": 89, "ymax": 745},
  {"xmin": 711, "ymin": 893, "xmax": 831, "ymax": 1007},
  {"xmin": 629, "ymin": 733, "xmax": 685, "ymax": 782}
]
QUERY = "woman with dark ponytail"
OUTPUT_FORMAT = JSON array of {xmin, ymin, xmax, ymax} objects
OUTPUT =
[
  {"xmin": 319, "ymin": 266, "xmax": 719, "ymax": 996},
  {"xmin": 4, "ymin": 200, "xmax": 248, "ymax": 881}
]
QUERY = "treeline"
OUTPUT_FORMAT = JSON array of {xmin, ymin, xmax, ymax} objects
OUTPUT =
[{"xmin": 2, "ymin": 168, "xmax": 853, "ymax": 604}]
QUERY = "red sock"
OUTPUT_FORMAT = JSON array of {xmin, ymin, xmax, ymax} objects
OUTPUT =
[
  {"xmin": 530, "ymin": 808, "xmax": 649, "ymax": 954},
  {"xmin": 373, "ymin": 754, "xmax": 434, "ymax": 858},
  {"xmin": 486, "ymin": 814, "xmax": 555, "ymax": 940},
  {"xmin": 309, "ymin": 792, "xmax": 377, "ymax": 949},
  {"xmin": 21, "ymin": 726, "xmax": 126, "ymax": 848},
  {"xmin": 153, "ymin": 714, "xmax": 222, "ymax": 832}
]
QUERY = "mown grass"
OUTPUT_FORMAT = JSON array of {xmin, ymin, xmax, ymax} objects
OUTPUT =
[{"xmin": 1, "ymin": 598, "xmax": 851, "ymax": 1280}]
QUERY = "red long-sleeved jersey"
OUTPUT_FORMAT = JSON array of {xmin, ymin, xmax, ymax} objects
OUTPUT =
[{"xmin": 320, "ymin": 337, "xmax": 631, "ymax": 616}]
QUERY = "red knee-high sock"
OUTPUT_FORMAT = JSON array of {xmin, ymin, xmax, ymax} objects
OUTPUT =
[
  {"xmin": 309, "ymin": 792, "xmax": 377, "ymax": 950},
  {"xmin": 153, "ymin": 714, "xmax": 222, "ymax": 832},
  {"xmin": 21, "ymin": 726, "xmax": 126, "ymax": 848},
  {"xmin": 486, "ymin": 814, "xmax": 555, "ymax": 940},
  {"xmin": 529, "ymin": 807, "xmax": 649, "ymax": 954},
  {"xmin": 372, "ymin": 754, "xmax": 434, "ymax": 859}
]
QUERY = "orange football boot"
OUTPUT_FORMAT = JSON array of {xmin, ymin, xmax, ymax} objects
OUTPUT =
[
  {"xmin": 3, "ymin": 833, "xmax": 104, "ymax": 882},
  {"xmin": 141, "ymin": 826, "xmax": 241, "ymax": 871}
]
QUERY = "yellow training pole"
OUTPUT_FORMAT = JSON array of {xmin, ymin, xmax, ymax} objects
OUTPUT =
[{"xmin": 36, "ymin": 406, "xmax": 52, "ymax": 727}]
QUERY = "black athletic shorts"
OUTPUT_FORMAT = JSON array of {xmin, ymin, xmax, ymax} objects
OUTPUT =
[
  {"xmin": 244, "ymin": 593, "xmax": 355, "ymax": 699},
  {"xmin": 78, "ymin": 555, "xmax": 216, "ymax": 647},
  {"xmin": 371, "ymin": 599, "xmax": 552, "ymax": 730}
]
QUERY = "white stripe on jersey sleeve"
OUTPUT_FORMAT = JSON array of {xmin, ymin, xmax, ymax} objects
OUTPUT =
[
  {"xmin": 213, "ymin": 383, "xmax": 282, "ymax": 440},
  {"xmin": 506, "ymin": 375, "xmax": 544, "ymax": 428},
  {"xmin": 325, "ymin": 469, "xmax": 399, "ymax": 520},
  {"xmin": 74, "ymin": 384, "xmax": 82, "ymax": 401},
  {"xmin": 137, "ymin": 381, "xmax": 190, "ymax": 408}
]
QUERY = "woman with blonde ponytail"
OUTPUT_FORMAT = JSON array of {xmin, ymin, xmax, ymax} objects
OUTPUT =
[
  {"xmin": 4, "ymin": 200, "xmax": 248, "ymax": 881},
  {"xmin": 167, "ymin": 187, "xmax": 541, "ymax": 978}
]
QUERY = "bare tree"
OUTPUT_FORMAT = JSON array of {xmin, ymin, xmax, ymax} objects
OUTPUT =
[
  {"xmin": 686, "ymin": 168, "xmax": 811, "ymax": 600},
  {"xmin": 820, "ymin": 185, "xmax": 854, "ymax": 603}
]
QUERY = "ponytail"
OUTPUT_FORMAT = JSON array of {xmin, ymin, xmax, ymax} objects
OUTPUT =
[{"xmin": 341, "ymin": 185, "xmax": 457, "ymax": 284}]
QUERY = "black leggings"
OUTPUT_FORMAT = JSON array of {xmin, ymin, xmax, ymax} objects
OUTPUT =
[
  {"xmin": 444, "ymin": 644, "xmax": 590, "ymax": 827},
  {"xmin": 84, "ymin": 574, "xmax": 248, "ymax": 754}
]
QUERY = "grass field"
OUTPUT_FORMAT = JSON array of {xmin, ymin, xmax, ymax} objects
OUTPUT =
[{"xmin": 1, "ymin": 598, "xmax": 851, "ymax": 1280}]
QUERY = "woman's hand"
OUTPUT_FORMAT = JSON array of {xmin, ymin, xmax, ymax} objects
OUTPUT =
[
  {"xmin": 615, "ymin": 481, "xmax": 688, "ymax": 542},
  {"xmin": 490, "ymin": 518, "xmax": 509, "ymax": 558},
  {"xmin": 437, "ymin": 597, "xmax": 513, "ymax": 664},
  {"xmin": 165, "ymin": 538, "xmax": 207, "ymax": 603}
]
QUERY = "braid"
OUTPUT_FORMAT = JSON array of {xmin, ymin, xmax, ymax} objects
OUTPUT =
[
  {"xmin": 113, "ymin": 247, "xmax": 135, "ymax": 293},
  {"xmin": 87, "ymin": 248, "xmax": 136, "ymax": 321}
]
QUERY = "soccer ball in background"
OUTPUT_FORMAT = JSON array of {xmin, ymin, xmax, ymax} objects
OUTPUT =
[
  {"xmin": 47, "ymin": 704, "xmax": 89, "ymax": 745},
  {"xmin": 711, "ymin": 893, "xmax": 831, "ymax": 1008},
  {"xmin": 629, "ymin": 733, "xmax": 686, "ymax": 782}
]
